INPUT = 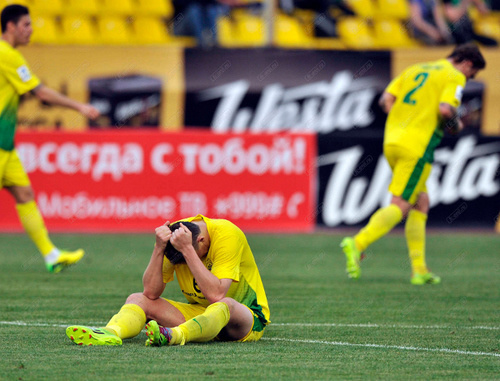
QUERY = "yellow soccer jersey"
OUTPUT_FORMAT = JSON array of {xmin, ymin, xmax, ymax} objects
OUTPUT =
[
  {"xmin": 384, "ymin": 58, "xmax": 466, "ymax": 162},
  {"xmin": 162, "ymin": 215, "xmax": 270, "ymax": 327},
  {"xmin": 0, "ymin": 40, "xmax": 40, "ymax": 151}
]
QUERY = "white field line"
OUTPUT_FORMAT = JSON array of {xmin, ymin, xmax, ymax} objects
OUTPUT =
[
  {"xmin": 1, "ymin": 320, "xmax": 499, "ymax": 358},
  {"xmin": 273, "ymin": 323, "xmax": 500, "ymax": 330},
  {"xmin": 262, "ymin": 337, "xmax": 500, "ymax": 358}
]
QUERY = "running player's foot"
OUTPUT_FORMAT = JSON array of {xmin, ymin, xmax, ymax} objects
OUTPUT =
[
  {"xmin": 340, "ymin": 237, "xmax": 362, "ymax": 279},
  {"xmin": 411, "ymin": 272, "xmax": 441, "ymax": 285},
  {"xmin": 46, "ymin": 249, "xmax": 84, "ymax": 273},
  {"xmin": 145, "ymin": 321, "xmax": 173, "ymax": 347},
  {"xmin": 66, "ymin": 326, "xmax": 122, "ymax": 346}
]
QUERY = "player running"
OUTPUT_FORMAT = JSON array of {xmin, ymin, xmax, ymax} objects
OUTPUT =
[
  {"xmin": 341, "ymin": 44, "xmax": 486, "ymax": 285},
  {"xmin": 1, "ymin": 4, "xmax": 100, "ymax": 273},
  {"xmin": 66, "ymin": 215, "xmax": 270, "ymax": 346}
]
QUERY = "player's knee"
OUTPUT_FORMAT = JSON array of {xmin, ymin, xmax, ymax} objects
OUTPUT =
[{"xmin": 125, "ymin": 292, "xmax": 148, "ymax": 305}]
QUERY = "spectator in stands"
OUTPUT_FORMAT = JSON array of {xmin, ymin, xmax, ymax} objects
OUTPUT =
[
  {"xmin": 409, "ymin": 0, "xmax": 454, "ymax": 45},
  {"xmin": 442, "ymin": 0, "xmax": 497, "ymax": 46},
  {"xmin": 280, "ymin": 0, "xmax": 355, "ymax": 37},
  {"xmin": 172, "ymin": 0, "xmax": 242, "ymax": 48}
]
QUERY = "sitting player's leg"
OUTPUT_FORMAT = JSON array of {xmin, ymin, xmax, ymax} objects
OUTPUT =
[
  {"xmin": 146, "ymin": 297, "xmax": 254, "ymax": 346},
  {"xmin": 406, "ymin": 192, "xmax": 441, "ymax": 285},
  {"xmin": 67, "ymin": 292, "xmax": 185, "ymax": 346}
]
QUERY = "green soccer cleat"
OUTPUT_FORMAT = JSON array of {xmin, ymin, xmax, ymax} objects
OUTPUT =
[
  {"xmin": 66, "ymin": 326, "xmax": 122, "ymax": 346},
  {"xmin": 46, "ymin": 249, "xmax": 85, "ymax": 273},
  {"xmin": 145, "ymin": 321, "xmax": 172, "ymax": 347},
  {"xmin": 340, "ymin": 237, "xmax": 362, "ymax": 279},
  {"xmin": 411, "ymin": 272, "xmax": 441, "ymax": 285}
]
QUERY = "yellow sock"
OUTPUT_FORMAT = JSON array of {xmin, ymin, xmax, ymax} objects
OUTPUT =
[
  {"xmin": 171, "ymin": 302, "xmax": 230, "ymax": 345},
  {"xmin": 105, "ymin": 304, "xmax": 146, "ymax": 339},
  {"xmin": 16, "ymin": 201, "xmax": 55, "ymax": 256},
  {"xmin": 354, "ymin": 204, "xmax": 403, "ymax": 252},
  {"xmin": 405, "ymin": 209, "xmax": 428, "ymax": 275}
]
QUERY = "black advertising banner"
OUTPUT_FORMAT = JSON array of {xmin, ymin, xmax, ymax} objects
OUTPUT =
[
  {"xmin": 184, "ymin": 48, "xmax": 391, "ymax": 133},
  {"xmin": 317, "ymin": 131, "xmax": 500, "ymax": 228}
]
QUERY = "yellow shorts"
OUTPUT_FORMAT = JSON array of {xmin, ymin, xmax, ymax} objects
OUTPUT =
[
  {"xmin": 164, "ymin": 298, "xmax": 266, "ymax": 342},
  {"xmin": 0, "ymin": 148, "xmax": 31, "ymax": 189},
  {"xmin": 384, "ymin": 144, "xmax": 431, "ymax": 205}
]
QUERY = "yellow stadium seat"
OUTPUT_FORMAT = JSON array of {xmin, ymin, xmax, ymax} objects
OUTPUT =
[
  {"xmin": 136, "ymin": 0, "xmax": 174, "ymax": 18},
  {"xmin": 337, "ymin": 17, "xmax": 375, "ymax": 48},
  {"xmin": 218, "ymin": 14, "xmax": 266, "ymax": 47},
  {"xmin": 30, "ymin": 15, "xmax": 61, "ymax": 44},
  {"xmin": 274, "ymin": 14, "xmax": 314, "ymax": 47},
  {"xmin": 473, "ymin": 16, "xmax": 500, "ymax": 40},
  {"xmin": 98, "ymin": 16, "xmax": 133, "ymax": 44},
  {"xmin": 30, "ymin": 0, "xmax": 64, "ymax": 16},
  {"xmin": 0, "ymin": 0, "xmax": 30, "ymax": 8},
  {"xmin": 374, "ymin": 0, "xmax": 410, "ymax": 20},
  {"xmin": 61, "ymin": 16, "xmax": 99, "ymax": 44},
  {"xmin": 373, "ymin": 18, "xmax": 418, "ymax": 48},
  {"xmin": 133, "ymin": 16, "xmax": 170, "ymax": 44},
  {"xmin": 65, "ymin": 0, "xmax": 100, "ymax": 16},
  {"xmin": 346, "ymin": 0, "xmax": 376, "ymax": 19},
  {"xmin": 100, "ymin": 0, "xmax": 135, "ymax": 16}
]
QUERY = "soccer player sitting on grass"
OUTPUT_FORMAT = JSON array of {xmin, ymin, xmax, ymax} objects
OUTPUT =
[
  {"xmin": 341, "ymin": 44, "xmax": 486, "ymax": 285},
  {"xmin": 66, "ymin": 215, "xmax": 270, "ymax": 346},
  {"xmin": 1, "ymin": 4, "xmax": 100, "ymax": 273}
]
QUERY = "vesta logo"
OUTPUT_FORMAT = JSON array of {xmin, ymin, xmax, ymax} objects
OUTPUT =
[
  {"xmin": 198, "ymin": 71, "xmax": 379, "ymax": 134},
  {"xmin": 319, "ymin": 135, "xmax": 500, "ymax": 226}
]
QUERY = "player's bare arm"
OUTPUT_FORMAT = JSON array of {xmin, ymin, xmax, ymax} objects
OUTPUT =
[
  {"xmin": 378, "ymin": 92, "xmax": 396, "ymax": 114},
  {"xmin": 32, "ymin": 84, "xmax": 100, "ymax": 120},
  {"xmin": 170, "ymin": 223, "xmax": 232, "ymax": 303},
  {"xmin": 439, "ymin": 102, "xmax": 464, "ymax": 134},
  {"xmin": 142, "ymin": 221, "xmax": 171, "ymax": 299}
]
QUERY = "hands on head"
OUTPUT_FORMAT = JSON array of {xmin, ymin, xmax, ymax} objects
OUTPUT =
[{"xmin": 155, "ymin": 221, "xmax": 193, "ymax": 252}]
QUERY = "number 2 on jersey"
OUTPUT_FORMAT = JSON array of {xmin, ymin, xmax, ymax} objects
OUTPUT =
[{"xmin": 403, "ymin": 72, "xmax": 429, "ymax": 105}]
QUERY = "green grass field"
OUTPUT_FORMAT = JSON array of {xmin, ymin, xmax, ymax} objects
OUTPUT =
[{"xmin": 0, "ymin": 231, "xmax": 498, "ymax": 380}]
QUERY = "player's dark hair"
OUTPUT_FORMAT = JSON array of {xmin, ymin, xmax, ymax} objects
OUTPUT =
[
  {"xmin": 1, "ymin": 4, "xmax": 29, "ymax": 33},
  {"xmin": 448, "ymin": 43, "xmax": 486, "ymax": 70},
  {"xmin": 164, "ymin": 221, "xmax": 201, "ymax": 265}
]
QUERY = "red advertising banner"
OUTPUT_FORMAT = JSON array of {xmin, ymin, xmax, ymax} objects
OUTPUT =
[{"xmin": 0, "ymin": 131, "xmax": 316, "ymax": 233}]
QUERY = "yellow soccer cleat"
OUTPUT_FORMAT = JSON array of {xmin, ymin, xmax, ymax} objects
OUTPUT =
[
  {"xmin": 66, "ymin": 326, "xmax": 122, "ymax": 346},
  {"xmin": 411, "ymin": 272, "xmax": 441, "ymax": 285},
  {"xmin": 46, "ymin": 249, "xmax": 84, "ymax": 273},
  {"xmin": 340, "ymin": 237, "xmax": 362, "ymax": 279}
]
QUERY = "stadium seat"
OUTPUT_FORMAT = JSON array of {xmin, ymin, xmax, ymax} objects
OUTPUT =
[
  {"xmin": 337, "ymin": 17, "xmax": 375, "ymax": 48},
  {"xmin": 374, "ymin": 0, "xmax": 410, "ymax": 20},
  {"xmin": 473, "ymin": 16, "xmax": 500, "ymax": 40},
  {"xmin": 30, "ymin": 15, "xmax": 61, "ymax": 44},
  {"xmin": 97, "ymin": 16, "xmax": 133, "ymax": 44},
  {"xmin": 0, "ymin": 0, "xmax": 30, "ymax": 7},
  {"xmin": 274, "ymin": 13, "xmax": 314, "ymax": 47},
  {"xmin": 30, "ymin": 0, "xmax": 64, "ymax": 16},
  {"xmin": 61, "ymin": 16, "xmax": 99, "ymax": 44},
  {"xmin": 65, "ymin": 0, "xmax": 100, "ymax": 16},
  {"xmin": 373, "ymin": 18, "xmax": 418, "ymax": 48},
  {"xmin": 218, "ymin": 14, "xmax": 266, "ymax": 47},
  {"xmin": 132, "ymin": 16, "xmax": 170, "ymax": 44},
  {"xmin": 135, "ymin": 0, "xmax": 174, "ymax": 18},
  {"xmin": 345, "ymin": 0, "xmax": 376, "ymax": 19},
  {"xmin": 100, "ymin": 0, "xmax": 135, "ymax": 16}
]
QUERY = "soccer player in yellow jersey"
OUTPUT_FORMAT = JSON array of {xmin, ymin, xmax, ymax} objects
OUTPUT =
[
  {"xmin": 66, "ymin": 215, "xmax": 271, "ymax": 346},
  {"xmin": 341, "ymin": 44, "xmax": 486, "ymax": 285},
  {"xmin": 1, "ymin": 5, "xmax": 100, "ymax": 273}
]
